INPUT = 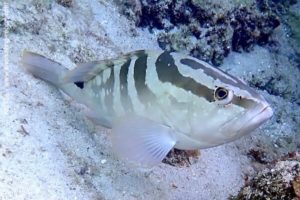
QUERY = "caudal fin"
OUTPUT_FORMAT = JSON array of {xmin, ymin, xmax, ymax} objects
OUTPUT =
[{"xmin": 21, "ymin": 51, "xmax": 68, "ymax": 87}]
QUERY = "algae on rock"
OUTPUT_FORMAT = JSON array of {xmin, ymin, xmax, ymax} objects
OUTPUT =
[
  {"xmin": 116, "ymin": 0, "xmax": 280, "ymax": 65},
  {"xmin": 230, "ymin": 152, "xmax": 300, "ymax": 200},
  {"xmin": 286, "ymin": 3, "xmax": 300, "ymax": 56}
]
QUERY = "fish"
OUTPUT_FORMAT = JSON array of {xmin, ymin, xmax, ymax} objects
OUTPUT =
[{"xmin": 21, "ymin": 50, "xmax": 273, "ymax": 167}]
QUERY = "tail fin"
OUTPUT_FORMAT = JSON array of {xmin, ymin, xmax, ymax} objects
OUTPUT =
[{"xmin": 21, "ymin": 51, "xmax": 68, "ymax": 87}]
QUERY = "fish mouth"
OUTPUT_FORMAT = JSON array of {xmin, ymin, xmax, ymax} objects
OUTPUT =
[
  {"xmin": 253, "ymin": 105, "xmax": 273, "ymax": 124},
  {"xmin": 238, "ymin": 105, "xmax": 273, "ymax": 135}
]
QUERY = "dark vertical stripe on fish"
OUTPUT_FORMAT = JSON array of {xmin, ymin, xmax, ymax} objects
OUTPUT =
[
  {"xmin": 156, "ymin": 51, "xmax": 215, "ymax": 102},
  {"xmin": 89, "ymin": 72, "xmax": 104, "ymax": 110},
  {"xmin": 134, "ymin": 53, "xmax": 157, "ymax": 105},
  {"xmin": 104, "ymin": 67, "xmax": 115, "ymax": 114},
  {"xmin": 119, "ymin": 58, "xmax": 134, "ymax": 111}
]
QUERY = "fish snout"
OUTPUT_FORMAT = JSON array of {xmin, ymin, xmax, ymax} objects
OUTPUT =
[
  {"xmin": 239, "ymin": 103, "xmax": 273, "ymax": 136},
  {"xmin": 259, "ymin": 105, "xmax": 273, "ymax": 121}
]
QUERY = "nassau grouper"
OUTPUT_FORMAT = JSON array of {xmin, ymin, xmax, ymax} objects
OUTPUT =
[{"xmin": 22, "ymin": 50, "xmax": 273, "ymax": 167}]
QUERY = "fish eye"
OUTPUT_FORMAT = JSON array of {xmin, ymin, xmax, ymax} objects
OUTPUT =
[
  {"xmin": 215, "ymin": 87, "xmax": 228, "ymax": 100},
  {"xmin": 214, "ymin": 87, "xmax": 233, "ymax": 105}
]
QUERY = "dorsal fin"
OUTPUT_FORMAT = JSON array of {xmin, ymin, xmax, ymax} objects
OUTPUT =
[
  {"xmin": 63, "ymin": 50, "xmax": 147, "ymax": 83},
  {"xmin": 63, "ymin": 58, "xmax": 125, "ymax": 83}
]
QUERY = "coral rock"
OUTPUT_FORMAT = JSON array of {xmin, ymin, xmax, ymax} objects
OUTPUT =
[
  {"xmin": 293, "ymin": 176, "xmax": 300, "ymax": 198},
  {"xmin": 117, "ymin": 0, "xmax": 281, "ymax": 65},
  {"xmin": 231, "ymin": 152, "xmax": 300, "ymax": 200}
]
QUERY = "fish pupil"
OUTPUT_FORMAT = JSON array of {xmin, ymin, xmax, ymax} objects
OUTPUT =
[{"xmin": 215, "ymin": 87, "xmax": 228, "ymax": 100}]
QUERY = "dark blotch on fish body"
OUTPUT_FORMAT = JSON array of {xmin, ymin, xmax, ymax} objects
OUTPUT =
[{"xmin": 74, "ymin": 81, "xmax": 84, "ymax": 89}]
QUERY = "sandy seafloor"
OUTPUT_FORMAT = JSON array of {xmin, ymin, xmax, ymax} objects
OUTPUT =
[{"xmin": 0, "ymin": 1, "xmax": 299, "ymax": 200}]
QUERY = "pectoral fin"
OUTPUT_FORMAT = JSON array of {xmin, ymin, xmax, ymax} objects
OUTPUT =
[{"xmin": 111, "ymin": 116, "xmax": 176, "ymax": 167}]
